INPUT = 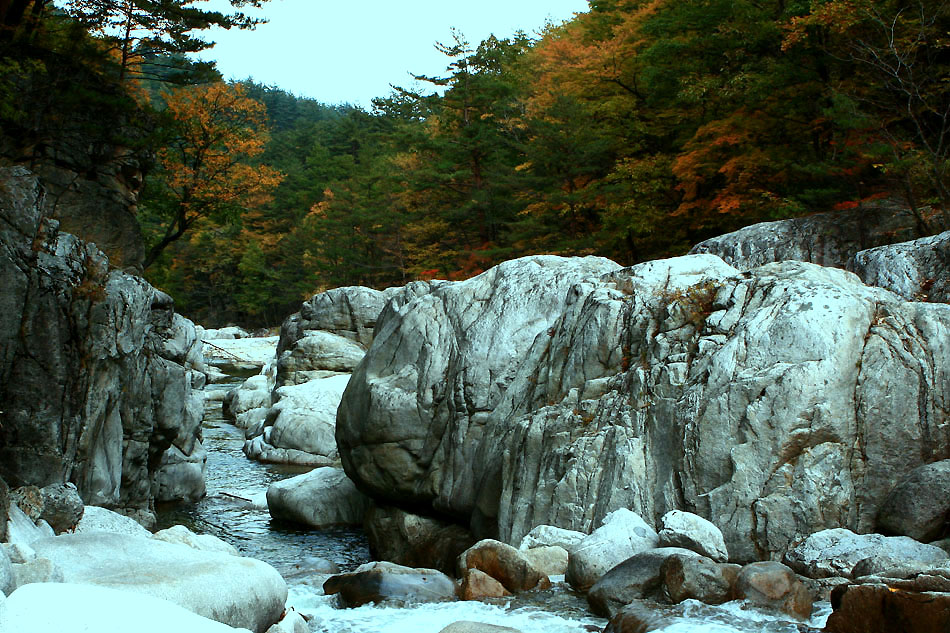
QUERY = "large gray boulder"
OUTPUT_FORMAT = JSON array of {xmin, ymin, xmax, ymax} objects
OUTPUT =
[
  {"xmin": 30, "ymin": 533, "xmax": 286, "ymax": 632},
  {"xmin": 587, "ymin": 547, "xmax": 699, "ymax": 616},
  {"xmin": 323, "ymin": 561, "xmax": 456, "ymax": 607},
  {"xmin": 689, "ymin": 200, "xmax": 927, "ymax": 271},
  {"xmin": 473, "ymin": 256, "xmax": 950, "ymax": 561},
  {"xmin": 784, "ymin": 528, "xmax": 948, "ymax": 579},
  {"xmin": 657, "ymin": 510, "xmax": 729, "ymax": 562},
  {"xmin": 275, "ymin": 331, "xmax": 365, "ymax": 387},
  {"xmin": 876, "ymin": 459, "xmax": 950, "ymax": 542},
  {"xmin": 337, "ymin": 255, "xmax": 622, "ymax": 517},
  {"xmin": 851, "ymin": 230, "xmax": 950, "ymax": 303},
  {"xmin": 266, "ymin": 467, "xmax": 370, "ymax": 528},
  {"xmin": 246, "ymin": 374, "xmax": 350, "ymax": 465},
  {"xmin": 566, "ymin": 508, "xmax": 659, "ymax": 592},
  {"xmin": 0, "ymin": 167, "xmax": 205, "ymax": 512},
  {"xmin": 336, "ymin": 245, "xmax": 950, "ymax": 566},
  {"xmin": 278, "ymin": 285, "xmax": 398, "ymax": 355}
]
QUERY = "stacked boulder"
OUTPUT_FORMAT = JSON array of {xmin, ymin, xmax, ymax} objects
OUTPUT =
[{"xmin": 0, "ymin": 166, "xmax": 206, "ymax": 522}]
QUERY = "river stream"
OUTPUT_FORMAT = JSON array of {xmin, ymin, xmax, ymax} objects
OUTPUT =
[{"xmin": 157, "ymin": 378, "xmax": 831, "ymax": 633}]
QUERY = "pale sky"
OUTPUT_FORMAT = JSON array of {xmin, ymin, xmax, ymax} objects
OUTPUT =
[{"xmin": 197, "ymin": 0, "xmax": 590, "ymax": 108}]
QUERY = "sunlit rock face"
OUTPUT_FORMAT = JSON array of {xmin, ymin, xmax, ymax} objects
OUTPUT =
[
  {"xmin": 336, "ymin": 255, "xmax": 623, "ymax": 514},
  {"xmin": 0, "ymin": 166, "xmax": 204, "ymax": 516},
  {"xmin": 338, "ymin": 250, "xmax": 950, "ymax": 563}
]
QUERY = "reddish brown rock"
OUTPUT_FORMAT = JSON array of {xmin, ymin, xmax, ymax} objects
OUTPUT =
[
  {"xmin": 457, "ymin": 539, "xmax": 548, "ymax": 593},
  {"xmin": 825, "ymin": 582, "xmax": 950, "ymax": 633},
  {"xmin": 734, "ymin": 561, "xmax": 813, "ymax": 619},
  {"xmin": 458, "ymin": 568, "xmax": 511, "ymax": 601}
]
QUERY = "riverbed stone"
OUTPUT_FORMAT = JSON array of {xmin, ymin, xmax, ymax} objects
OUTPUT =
[
  {"xmin": 276, "ymin": 331, "xmax": 365, "ymax": 387},
  {"xmin": 37, "ymin": 483, "xmax": 84, "ymax": 534},
  {"xmin": 323, "ymin": 561, "xmax": 457, "ymax": 607},
  {"xmin": 153, "ymin": 443, "xmax": 207, "ymax": 503},
  {"xmin": 266, "ymin": 467, "xmax": 370, "ymax": 528},
  {"xmin": 264, "ymin": 608, "xmax": 308, "ymax": 633},
  {"xmin": 518, "ymin": 525, "xmax": 586, "ymax": 551},
  {"xmin": 522, "ymin": 545, "xmax": 568, "ymax": 576},
  {"xmin": 783, "ymin": 528, "xmax": 949, "ymax": 579},
  {"xmin": 566, "ymin": 508, "xmax": 659, "ymax": 592},
  {"xmin": 457, "ymin": 539, "xmax": 548, "ymax": 593},
  {"xmin": 30, "ymin": 532, "xmax": 286, "ymax": 632},
  {"xmin": 876, "ymin": 459, "xmax": 950, "ymax": 543},
  {"xmin": 6, "ymin": 503, "xmax": 54, "ymax": 546},
  {"xmin": 152, "ymin": 525, "xmax": 239, "ymax": 556},
  {"xmin": 225, "ymin": 372, "xmax": 275, "ymax": 427},
  {"xmin": 602, "ymin": 600, "xmax": 678, "ymax": 633},
  {"xmin": 74, "ymin": 505, "xmax": 152, "ymax": 537},
  {"xmin": 659, "ymin": 553, "xmax": 738, "ymax": 605},
  {"xmin": 10, "ymin": 555, "xmax": 64, "ymax": 587},
  {"xmin": 587, "ymin": 547, "xmax": 699, "ymax": 617},
  {"xmin": 734, "ymin": 561, "xmax": 813, "ymax": 619},
  {"xmin": 656, "ymin": 510, "xmax": 728, "ymax": 562},
  {"xmin": 458, "ymin": 568, "xmax": 511, "ymax": 600},
  {"xmin": 0, "ymin": 582, "xmax": 254, "ymax": 633},
  {"xmin": 250, "ymin": 374, "xmax": 350, "ymax": 463},
  {"xmin": 825, "ymin": 574, "xmax": 950, "ymax": 633}
]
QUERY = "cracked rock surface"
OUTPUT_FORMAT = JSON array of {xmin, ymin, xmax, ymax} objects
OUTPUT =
[{"xmin": 338, "ymin": 250, "xmax": 950, "ymax": 563}]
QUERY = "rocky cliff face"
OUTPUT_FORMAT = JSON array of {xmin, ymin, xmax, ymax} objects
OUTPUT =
[
  {"xmin": 337, "ymin": 252, "xmax": 950, "ymax": 563},
  {"xmin": 0, "ymin": 166, "xmax": 204, "ymax": 519}
]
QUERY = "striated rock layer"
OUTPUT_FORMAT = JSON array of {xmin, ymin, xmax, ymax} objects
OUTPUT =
[
  {"xmin": 337, "ymin": 252, "xmax": 950, "ymax": 563},
  {"xmin": 0, "ymin": 166, "xmax": 205, "ymax": 516}
]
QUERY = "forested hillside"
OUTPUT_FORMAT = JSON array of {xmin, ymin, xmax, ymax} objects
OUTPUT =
[{"xmin": 3, "ymin": 0, "xmax": 948, "ymax": 327}]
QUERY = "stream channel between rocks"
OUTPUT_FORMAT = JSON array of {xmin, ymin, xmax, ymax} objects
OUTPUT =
[{"xmin": 157, "ymin": 376, "xmax": 832, "ymax": 633}]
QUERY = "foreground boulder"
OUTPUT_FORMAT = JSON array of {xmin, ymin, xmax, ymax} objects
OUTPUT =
[
  {"xmin": 323, "ymin": 561, "xmax": 456, "ymax": 607},
  {"xmin": 825, "ymin": 566, "xmax": 950, "ymax": 633},
  {"xmin": 266, "ymin": 467, "xmax": 370, "ymax": 528},
  {"xmin": 656, "ymin": 510, "xmax": 728, "ymax": 562},
  {"xmin": 457, "ymin": 539, "xmax": 548, "ymax": 593},
  {"xmin": 659, "ymin": 553, "xmax": 738, "ymax": 605},
  {"xmin": 337, "ymin": 255, "xmax": 622, "ymax": 518},
  {"xmin": 587, "ymin": 547, "xmax": 699, "ymax": 616},
  {"xmin": 0, "ymin": 583, "xmax": 252, "ymax": 633},
  {"xmin": 566, "ymin": 508, "xmax": 659, "ymax": 592},
  {"xmin": 29, "ymin": 533, "xmax": 286, "ymax": 632},
  {"xmin": 783, "ymin": 528, "xmax": 948, "ymax": 579},
  {"xmin": 734, "ymin": 561, "xmax": 812, "ymax": 619}
]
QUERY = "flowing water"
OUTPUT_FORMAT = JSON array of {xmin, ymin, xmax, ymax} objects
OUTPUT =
[{"xmin": 157, "ymin": 378, "xmax": 832, "ymax": 633}]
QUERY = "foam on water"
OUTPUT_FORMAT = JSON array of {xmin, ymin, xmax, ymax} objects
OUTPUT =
[{"xmin": 290, "ymin": 590, "xmax": 606, "ymax": 633}]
